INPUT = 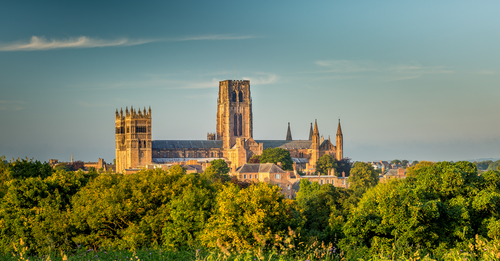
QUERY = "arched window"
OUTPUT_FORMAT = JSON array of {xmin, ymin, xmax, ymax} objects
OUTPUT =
[
  {"xmin": 238, "ymin": 114, "xmax": 242, "ymax": 136},
  {"xmin": 234, "ymin": 114, "xmax": 238, "ymax": 136},
  {"xmin": 232, "ymin": 91, "xmax": 237, "ymax": 102},
  {"xmin": 238, "ymin": 91, "xmax": 243, "ymax": 102}
]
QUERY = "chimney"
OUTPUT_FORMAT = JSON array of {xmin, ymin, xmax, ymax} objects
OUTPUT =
[
  {"xmin": 342, "ymin": 171, "xmax": 345, "ymax": 178},
  {"xmin": 277, "ymin": 162, "xmax": 282, "ymax": 167}
]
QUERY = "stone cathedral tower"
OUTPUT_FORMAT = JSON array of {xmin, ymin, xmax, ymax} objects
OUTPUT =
[
  {"xmin": 216, "ymin": 80, "xmax": 253, "ymax": 154},
  {"xmin": 115, "ymin": 106, "xmax": 152, "ymax": 173}
]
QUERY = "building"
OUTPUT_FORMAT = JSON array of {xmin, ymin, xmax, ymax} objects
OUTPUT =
[{"xmin": 115, "ymin": 80, "xmax": 344, "ymax": 173}]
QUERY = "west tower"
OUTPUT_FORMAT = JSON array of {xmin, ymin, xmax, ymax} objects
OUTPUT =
[
  {"xmin": 115, "ymin": 106, "xmax": 152, "ymax": 173},
  {"xmin": 216, "ymin": 80, "xmax": 253, "ymax": 154}
]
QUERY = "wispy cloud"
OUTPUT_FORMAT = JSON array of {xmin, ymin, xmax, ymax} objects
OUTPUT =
[
  {"xmin": 314, "ymin": 60, "xmax": 454, "ymax": 81},
  {"xmin": 0, "ymin": 100, "xmax": 25, "ymax": 111},
  {"xmin": 477, "ymin": 70, "xmax": 495, "ymax": 75},
  {"xmin": 242, "ymin": 72, "xmax": 279, "ymax": 85},
  {"xmin": 0, "ymin": 34, "xmax": 259, "ymax": 51},
  {"xmin": 0, "ymin": 36, "xmax": 154, "ymax": 51}
]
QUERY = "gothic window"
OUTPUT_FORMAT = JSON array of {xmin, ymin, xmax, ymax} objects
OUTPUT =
[
  {"xmin": 127, "ymin": 127, "xmax": 129, "ymax": 133},
  {"xmin": 211, "ymin": 152, "xmax": 213, "ymax": 157},
  {"xmin": 233, "ymin": 114, "xmax": 238, "ymax": 136},
  {"xmin": 232, "ymin": 91, "xmax": 237, "ymax": 102},
  {"xmin": 238, "ymin": 91, "xmax": 243, "ymax": 102},
  {"xmin": 163, "ymin": 152, "xmax": 166, "ymax": 157},
  {"xmin": 198, "ymin": 152, "xmax": 201, "ymax": 158},
  {"xmin": 238, "ymin": 114, "xmax": 242, "ymax": 136},
  {"xmin": 144, "ymin": 141, "xmax": 146, "ymax": 148}
]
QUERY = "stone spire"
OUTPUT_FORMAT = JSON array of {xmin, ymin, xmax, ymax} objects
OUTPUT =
[
  {"xmin": 336, "ymin": 119, "xmax": 344, "ymax": 160},
  {"xmin": 308, "ymin": 122, "xmax": 313, "ymax": 140},
  {"xmin": 71, "ymin": 152, "xmax": 73, "ymax": 163},
  {"xmin": 313, "ymin": 119, "xmax": 319, "ymax": 135},
  {"xmin": 286, "ymin": 122, "xmax": 292, "ymax": 141}
]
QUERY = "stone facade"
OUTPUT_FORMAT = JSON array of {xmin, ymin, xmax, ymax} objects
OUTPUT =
[
  {"xmin": 114, "ymin": 79, "xmax": 344, "ymax": 173},
  {"xmin": 115, "ymin": 106, "xmax": 152, "ymax": 173}
]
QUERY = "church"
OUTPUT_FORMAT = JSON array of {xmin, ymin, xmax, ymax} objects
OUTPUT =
[{"xmin": 114, "ymin": 80, "xmax": 343, "ymax": 173}]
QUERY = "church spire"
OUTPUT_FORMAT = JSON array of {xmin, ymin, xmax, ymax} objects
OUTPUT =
[
  {"xmin": 286, "ymin": 122, "xmax": 292, "ymax": 141},
  {"xmin": 313, "ymin": 119, "xmax": 319, "ymax": 135},
  {"xmin": 336, "ymin": 119, "xmax": 343, "ymax": 160},
  {"xmin": 337, "ymin": 118, "xmax": 343, "ymax": 135},
  {"xmin": 308, "ymin": 122, "xmax": 313, "ymax": 140}
]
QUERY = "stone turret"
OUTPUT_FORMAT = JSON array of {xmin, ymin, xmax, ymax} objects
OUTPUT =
[{"xmin": 308, "ymin": 123, "xmax": 313, "ymax": 140}]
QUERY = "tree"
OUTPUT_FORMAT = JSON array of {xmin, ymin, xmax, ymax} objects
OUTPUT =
[
  {"xmin": 200, "ymin": 182, "xmax": 299, "ymax": 251},
  {"xmin": 248, "ymin": 154, "xmax": 260, "ymax": 163},
  {"xmin": 347, "ymin": 162, "xmax": 379, "ymax": 193},
  {"xmin": 202, "ymin": 159, "xmax": 231, "ymax": 183},
  {"xmin": 315, "ymin": 154, "xmax": 337, "ymax": 175},
  {"xmin": 54, "ymin": 163, "xmax": 71, "ymax": 172},
  {"xmin": 390, "ymin": 159, "xmax": 401, "ymax": 165},
  {"xmin": 412, "ymin": 160, "xmax": 419, "ymax": 166},
  {"xmin": 335, "ymin": 157, "xmax": 352, "ymax": 177},
  {"xmin": 400, "ymin": 159, "xmax": 409, "ymax": 167},
  {"xmin": 341, "ymin": 161, "xmax": 500, "ymax": 257},
  {"xmin": 259, "ymin": 148, "xmax": 294, "ymax": 171}
]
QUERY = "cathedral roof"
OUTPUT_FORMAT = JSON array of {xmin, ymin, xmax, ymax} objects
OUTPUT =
[
  {"xmin": 236, "ymin": 163, "xmax": 285, "ymax": 173},
  {"xmin": 152, "ymin": 140, "xmax": 223, "ymax": 149},
  {"xmin": 255, "ymin": 140, "xmax": 312, "ymax": 150}
]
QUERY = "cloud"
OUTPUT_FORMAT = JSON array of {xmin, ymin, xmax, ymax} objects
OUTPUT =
[
  {"xmin": 0, "ymin": 100, "xmax": 25, "ymax": 111},
  {"xmin": 0, "ymin": 36, "xmax": 154, "ymax": 51},
  {"xmin": 0, "ymin": 34, "xmax": 258, "ymax": 51},
  {"xmin": 242, "ymin": 73, "xmax": 279, "ymax": 85},
  {"xmin": 314, "ymin": 60, "xmax": 454, "ymax": 81},
  {"xmin": 477, "ymin": 70, "xmax": 495, "ymax": 75}
]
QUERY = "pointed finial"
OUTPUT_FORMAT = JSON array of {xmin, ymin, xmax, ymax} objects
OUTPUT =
[
  {"xmin": 309, "ymin": 122, "xmax": 313, "ymax": 140},
  {"xmin": 286, "ymin": 122, "xmax": 292, "ymax": 141},
  {"xmin": 313, "ymin": 119, "xmax": 319, "ymax": 135},
  {"xmin": 337, "ymin": 118, "xmax": 343, "ymax": 135}
]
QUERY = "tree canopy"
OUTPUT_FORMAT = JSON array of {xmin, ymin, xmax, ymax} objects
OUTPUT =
[
  {"xmin": 259, "ymin": 148, "xmax": 293, "ymax": 171},
  {"xmin": 315, "ymin": 154, "xmax": 337, "ymax": 176}
]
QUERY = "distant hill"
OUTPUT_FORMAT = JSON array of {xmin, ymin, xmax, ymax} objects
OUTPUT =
[{"xmin": 467, "ymin": 158, "xmax": 499, "ymax": 162}]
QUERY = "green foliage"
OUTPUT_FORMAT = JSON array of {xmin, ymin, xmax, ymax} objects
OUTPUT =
[
  {"xmin": 200, "ymin": 182, "xmax": 299, "ymax": 251},
  {"xmin": 54, "ymin": 163, "xmax": 71, "ymax": 172},
  {"xmin": 315, "ymin": 154, "xmax": 337, "ymax": 176},
  {"xmin": 259, "ymin": 148, "xmax": 294, "ymax": 171},
  {"xmin": 296, "ymin": 179, "xmax": 349, "ymax": 242},
  {"xmin": 201, "ymin": 159, "xmax": 230, "ymax": 183},
  {"xmin": 341, "ymin": 161, "xmax": 500, "ymax": 256},
  {"xmin": 248, "ymin": 154, "xmax": 260, "ymax": 163},
  {"xmin": 347, "ymin": 162, "xmax": 378, "ymax": 193},
  {"xmin": 7, "ymin": 158, "xmax": 53, "ymax": 180},
  {"xmin": 335, "ymin": 158, "xmax": 352, "ymax": 177},
  {"xmin": 390, "ymin": 159, "xmax": 401, "ymax": 165}
]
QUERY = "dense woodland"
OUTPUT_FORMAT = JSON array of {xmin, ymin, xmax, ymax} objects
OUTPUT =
[{"xmin": 1, "ymin": 155, "xmax": 500, "ymax": 260}]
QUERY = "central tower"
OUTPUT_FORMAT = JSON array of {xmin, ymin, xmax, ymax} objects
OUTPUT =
[{"xmin": 216, "ymin": 80, "xmax": 253, "ymax": 153}]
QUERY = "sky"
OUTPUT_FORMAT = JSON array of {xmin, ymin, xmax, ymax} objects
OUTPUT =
[{"xmin": 1, "ymin": 0, "xmax": 499, "ymax": 163}]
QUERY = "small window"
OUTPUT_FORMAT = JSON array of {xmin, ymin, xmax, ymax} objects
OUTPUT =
[
  {"xmin": 287, "ymin": 184, "xmax": 290, "ymax": 190},
  {"xmin": 321, "ymin": 180, "xmax": 323, "ymax": 185},
  {"xmin": 244, "ymin": 175, "xmax": 247, "ymax": 179},
  {"xmin": 275, "ymin": 174, "xmax": 281, "ymax": 179},
  {"xmin": 249, "ymin": 175, "xmax": 252, "ymax": 179}
]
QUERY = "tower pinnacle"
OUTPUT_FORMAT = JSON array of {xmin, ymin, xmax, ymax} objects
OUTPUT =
[{"xmin": 286, "ymin": 122, "xmax": 292, "ymax": 141}]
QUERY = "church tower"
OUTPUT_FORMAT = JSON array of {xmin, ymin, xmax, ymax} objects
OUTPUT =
[
  {"xmin": 115, "ymin": 106, "xmax": 152, "ymax": 173},
  {"xmin": 310, "ymin": 119, "xmax": 320, "ymax": 168},
  {"xmin": 216, "ymin": 80, "xmax": 253, "ymax": 153},
  {"xmin": 336, "ymin": 119, "xmax": 343, "ymax": 160}
]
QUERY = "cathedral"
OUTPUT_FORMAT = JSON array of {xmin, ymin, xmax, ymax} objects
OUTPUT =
[{"xmin": 115, "ymin": 80, "xmax": 343, "ymax": 173}]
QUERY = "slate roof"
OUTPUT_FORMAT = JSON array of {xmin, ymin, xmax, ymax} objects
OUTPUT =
[
  {"xmin": 152, "ymin": 157, "xmax": 222, "ymax": 163},
  {"xmin": 254, "ymin": 140, "xmax": 312, "ymax": 150},
  {"xmin": 152, "ymin": 140, "xmax": 223, "ymax": 149},
  {"xmin": 236, "ymin": 163, "xmax": 286, "ymax": 173},
  {"xmin": 292, "ymin": 157, "xmax": 309, "ymax": 164}
]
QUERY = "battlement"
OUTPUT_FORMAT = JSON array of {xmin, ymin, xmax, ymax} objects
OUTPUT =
[
  {"xmin": 115, "ymin": 106, "xmax": 152, "ymax": 120},
  {"xmin": 207, "ymin": 132, "xmax": 216, "ymax": 140}
]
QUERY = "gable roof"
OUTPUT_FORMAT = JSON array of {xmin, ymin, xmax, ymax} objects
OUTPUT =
[{"xmin": 236, "ymin": 163, "xmax": 286, "ymax": 173}]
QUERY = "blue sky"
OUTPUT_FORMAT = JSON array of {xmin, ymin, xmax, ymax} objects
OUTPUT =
[{"xmin": 1, "ymin": 0, "xmax": 499, "ymax": 163}]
